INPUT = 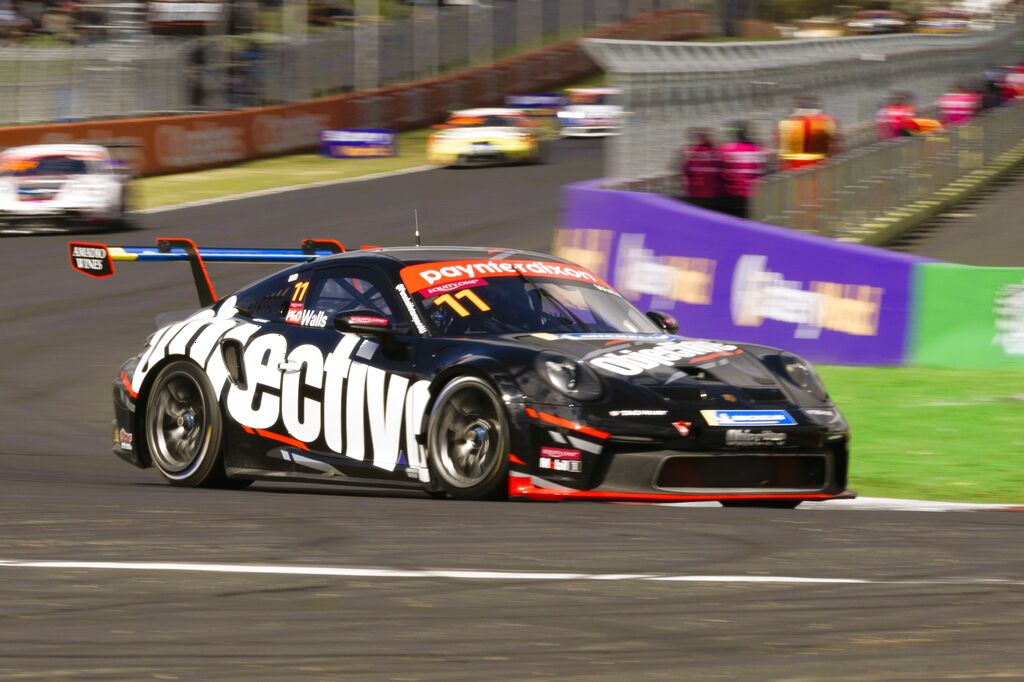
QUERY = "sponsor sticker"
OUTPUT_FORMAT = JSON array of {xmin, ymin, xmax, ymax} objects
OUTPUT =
[
  {"xmin": 69, "ymin": 242, "xmax": 113, "ymax": 278},
  {"xmin": 539, "ymin": 446, "xmax": 583, "ymax": 473},
  {"xmin": 117, "ymin": 428, "xmax": 133, "ymax": 452},
  {"xmin": 400, "ymin": 259, "xmax": 606, "ymax": 294},
  {"xmin": 609, "ymin": 409, "xmax": 668, "ymax": 417},
  {"xmin": 672, "ymin": 420, "xmax": 692, "ymax": 437},
  {"xmin": 700, "ymin": 410, "xmax": 796, "ymax": 427},
  {"xmin": 724, "ymin": 429, "xmax": 787, "ymax": 447},
  {"xmin": 422, "ymin": 278, "xmax": 487, "ymax": 297}
]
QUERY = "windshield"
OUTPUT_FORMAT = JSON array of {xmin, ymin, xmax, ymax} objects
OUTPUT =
[
  {"xmin": 446, "ymin": 115, "xmax": 525, "ymax": 128},
  {"xmin": 401, "ymin": 259, "xmax": 660, "ymax": 337},
  {"xmin": 2, "ymin": 155, "xmax": 89, "ymax": 177}
]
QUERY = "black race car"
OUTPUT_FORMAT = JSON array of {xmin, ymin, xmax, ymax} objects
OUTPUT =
[{"xmin": 69, "ymin": 238, "xmax": 853, "ymax": 506}]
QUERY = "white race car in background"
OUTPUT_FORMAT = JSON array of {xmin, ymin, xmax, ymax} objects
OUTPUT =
[
  {"xmin": 557, "ymin": 88, "xmax": 624, "ymax": 138},
  {"xmin": 0, "ymin": 144, "xmax": 132, "ymax": 234}
]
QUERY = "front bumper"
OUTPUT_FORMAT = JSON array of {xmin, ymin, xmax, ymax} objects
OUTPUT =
[
  {"xmin": 0, "ymin": 207, "xmax": 106, "ymax": 231},
  {"xmin": 506, "ymin": 403, "xmax": 852, "ymax": 503},
  {"xmin": 560, "ymin": 125, "xmax": 622, "ymax": 138},
  {"xmin": 428, "ymin": 140, "xmax": 537, "ymax": 167}
]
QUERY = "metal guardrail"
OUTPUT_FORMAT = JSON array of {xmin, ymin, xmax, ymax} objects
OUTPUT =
[
  {"xmin": 583, "ymin": 17, "xmax": 1023, "ymax": 181},
  {"xmin": 750, "ymin": 102, "xmax": 1024, "ymax": 242}
]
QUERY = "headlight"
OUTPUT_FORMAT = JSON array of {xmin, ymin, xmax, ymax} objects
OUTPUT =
[
  {"xmin": 536, "ymin": 352, "xmax": 603, "ymax": 401},
  {"xmin": 778, "ymin": 354, "xmax": 829, "ymax": 402}
]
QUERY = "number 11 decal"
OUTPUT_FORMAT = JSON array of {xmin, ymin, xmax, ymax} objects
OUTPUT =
[{"xmin": 434, "ymin": 289, "xmax": 491, "ymax": 317}]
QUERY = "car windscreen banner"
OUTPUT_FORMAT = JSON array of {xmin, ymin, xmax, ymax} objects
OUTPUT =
[
  {"xmin": 400, "ymin": 259, "xmax": 608, "ymax": 295},
  {"xmin": 69, "ymin": 242, "xmax": 114, "ymax": 278},
  {"xmin": 320, "ymin": 129, "xmax": 398, "ymax": 159}
]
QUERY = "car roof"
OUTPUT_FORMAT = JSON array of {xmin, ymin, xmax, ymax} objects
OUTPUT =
[
  {"xmin": 1, "ymin": 144, "xmax": 109, "ymax": 159},
  {"xmin": 449, "ymin": 108, "xmax": 526, "ymax": 117},
  {"xmin": 566, "ymin": 88, "xmax": 621, "ymax": 95},
  {"xmin": 314, "ymin": 245, "xmax": 576, "ymax": 268}
]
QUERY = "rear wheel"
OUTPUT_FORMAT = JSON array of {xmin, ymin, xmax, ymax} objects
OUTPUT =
[
  {"xmin": 144, "ymin": 360, "xmax": 237, "ymax": 488},
  {"xmin": 426, "ymin": 376, "xmax": 509, "ymax": 501}
]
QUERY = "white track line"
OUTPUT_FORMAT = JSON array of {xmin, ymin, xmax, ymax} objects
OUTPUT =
[
  {"xmin": 0, "ymin": 560, "xmax": 1020, "ymax": 587},
  {"xmin": 136, "ymin": 164, "xmax": 435, "ymax": 215},
  {"xmin": 662, "ymin": 497, "xmax": 1023, "ymax": 512}
]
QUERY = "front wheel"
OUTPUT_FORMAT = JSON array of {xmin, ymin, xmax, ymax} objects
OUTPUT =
[
  {"xmin": 426, "ymin": 376, "xmax": 510, "ymax": 501},
  {"xmin": 144, "ymin": 360, "xmax": 229, "ymax": 487}
]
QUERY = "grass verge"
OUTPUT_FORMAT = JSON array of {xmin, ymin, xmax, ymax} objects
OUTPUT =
[
  {"xmin": 819, "ymin": 365, "xmax": 1024, "ymax": 503},
  {"xmin": 135, "ymin": 129, "xmax": 431, "ymax": 210}
]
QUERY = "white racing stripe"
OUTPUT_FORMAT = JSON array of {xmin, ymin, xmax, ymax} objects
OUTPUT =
[
  {"xmin": 135, "ymin": 164, "xmax": 435, "ymax": 215},
  {"xmin": 0, "ymin": 559, "xmax": 1020, "ymax": 587}
]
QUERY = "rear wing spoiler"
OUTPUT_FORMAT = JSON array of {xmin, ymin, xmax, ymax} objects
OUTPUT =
[{"xmin": 68, "ymin": 237, "xmax": 348, "ymax": 307}]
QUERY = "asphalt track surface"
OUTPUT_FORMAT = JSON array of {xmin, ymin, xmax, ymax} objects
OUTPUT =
[{"xmin": 2, "ymin": 139, "xmax": 1023, "ymax": 679}]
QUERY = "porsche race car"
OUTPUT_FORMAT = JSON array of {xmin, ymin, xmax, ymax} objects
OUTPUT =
[
  {"xmin": 69, "ymin": 238, "xmax": 853, "ymax": 506},
  {"xmin": 0, "ymin": 144, "xmax": 132, "ymax": 234},
  {"xmin": 557, "ymin": 88, "xmax": 624, "ymax": 138},
  {"xmin": 427, "ymin": 108, "xmax": 547, "ymax": 167}
]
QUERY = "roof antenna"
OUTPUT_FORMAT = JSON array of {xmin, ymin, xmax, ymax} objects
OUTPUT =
[{"xmin": 414, "ymin": 209, "xmax": 421, "ymax": 247}]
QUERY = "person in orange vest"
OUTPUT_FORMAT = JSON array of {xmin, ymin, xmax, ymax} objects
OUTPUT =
[
  {"xmin": 717, "ymin": 121, "xmax": 768, "ymax": 219},
  {"xmin": 777, "ymin": 96, "xmax": 840, "ymax": 171},
  {"xmin": 876, "ymin": 91, "xmax": 917, "ymax": 140},
  {"xmin": 679, "ymin": 127, "xmax": 725, "ymax": 212},
  {"xmin": 938, "ymin": 81, "xmax": 983, "ymax": 125}
]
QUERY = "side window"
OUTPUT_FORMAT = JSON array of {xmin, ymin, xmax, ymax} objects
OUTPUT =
[
  {"xmin": 235, "ymin": 273, "xmax": 298, "ymax": 322},
  {"xmin": 307, "ymin": 271, "xmax": 394, "ymax": 320}
]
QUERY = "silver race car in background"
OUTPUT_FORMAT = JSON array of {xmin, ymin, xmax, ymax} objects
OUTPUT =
[{"xmin": 0, "ymin": 144, "xmax": 133, "ymax": 234}]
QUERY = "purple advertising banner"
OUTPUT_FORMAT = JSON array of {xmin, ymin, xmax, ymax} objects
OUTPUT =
[{"xmin": 556, "ymin": 181, "xmax": 933, "ymax": 365}]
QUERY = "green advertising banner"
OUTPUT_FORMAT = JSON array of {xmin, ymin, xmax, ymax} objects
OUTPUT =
[{"xmin": 912, "ymin": 263, "xmax": 1024, "ymax": 368}]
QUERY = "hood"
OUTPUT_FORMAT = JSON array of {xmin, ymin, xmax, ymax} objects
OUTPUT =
[{"xmin": 503, "ymin": 332, "xmax": 802, "ymax": 406}]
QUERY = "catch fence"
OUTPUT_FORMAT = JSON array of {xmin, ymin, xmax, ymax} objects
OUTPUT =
[
  {"xmin": 750, "ymin": 101, "xmax": 1024, "ymax": 242},
  {"xmin": 0, "ymin": 0, "xmax": 702, "ymax": 125},
  {"xmin": 583, "ymin": 18, "xmax": 1024, "ymax": 181}
]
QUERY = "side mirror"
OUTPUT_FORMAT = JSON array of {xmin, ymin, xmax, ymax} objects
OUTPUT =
[
  {"xmin": 334, "ymin": 310, "xmax": 394, "ymax": 336},
  {"xmin": 647, "ymin": 310, "xmax": 679, "ymax": 335}
]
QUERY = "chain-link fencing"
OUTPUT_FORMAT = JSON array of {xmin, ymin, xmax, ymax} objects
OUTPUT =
[
  {"xmin": 0, "ymin": 0, "xmax": 699, "ymax": 124},
  {"xmin": 750, "ymin": 101, "xmax": 1024, "ymax": 243},
  {"xmin": 584, "ymin": 18, "xmax": 1024, "ymax": 181},
  {"xmin": 0, "ymin": 40, "xmax": 194, "ymax": 124}
]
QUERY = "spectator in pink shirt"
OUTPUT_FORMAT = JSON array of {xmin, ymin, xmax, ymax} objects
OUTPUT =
[
  {"xmin": 938, "ymin": 82, "xmax": 982, "ymax": 126},
  {"xmin": 718, "ymin": 121, "xmax": 768, "ymax": 219},
  {"xmin": 680, "ymin": 128, "xmax": 724, "ymax": 212}
]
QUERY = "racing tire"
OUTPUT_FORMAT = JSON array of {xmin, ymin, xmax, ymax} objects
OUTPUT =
[
  {"xmin": 426, "ymin": 376, "xmax": 510, "ymax": 501},
  {"xmin": 144, "ymin": 360, "xmax": 233, "ymax": 488},
  {"xmin": 720, "ymin": 500, "xmax": 802, "ymax": 509}
]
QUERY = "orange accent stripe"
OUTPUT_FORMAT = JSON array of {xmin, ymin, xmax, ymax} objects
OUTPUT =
[
  {"xmin": 508, "ymin": 453, "xmax": 526, "ymax": 466},
  {"xmin": 525, "ymin": 407, "xmax": 539, "ymax": 419},
  {"xmin": 689, "ymin": 348, "xmax": 743, "ymax": 364},
  {"xmin": 535, "ymin": 411, "xmax": 610, "ymax": 440},
  {"xmin": 359, "ymin": 244, "xmax": 382, "ymax": 250},
  {"xmin": 119, "ymin": 371, "xmax": 138, "ymax": 399},
  {"xmin": 508, "ymin": 474, "xmax": 842, "ymax": 503},
  {"xmin": 242, "ymin": 425, "xmax": 309, "ymax": 451}
]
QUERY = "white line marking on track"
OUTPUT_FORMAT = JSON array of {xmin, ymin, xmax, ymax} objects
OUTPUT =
[
  {"xmin": 0, "ymin": 560, "xmax": 1020, "ymax": 587},
  {"xmin": 662, "ymin": 497, "xmax": 1024, "ymax": 512},
  {"xmin": 135, "ymin": 164, "xmax": 435, "ymax": 215}
]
